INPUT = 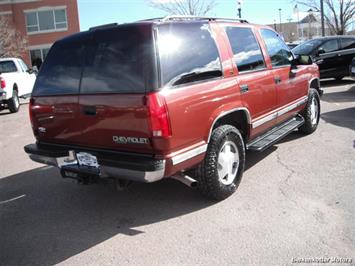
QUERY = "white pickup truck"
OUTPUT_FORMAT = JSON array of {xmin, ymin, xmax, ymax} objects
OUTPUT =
[{"xmin": 0, "ymin": 58, "xmax": 36, "ymax": 113}]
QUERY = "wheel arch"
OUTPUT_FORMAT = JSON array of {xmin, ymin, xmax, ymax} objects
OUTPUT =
[
  {"xmin": 207, "ymin": 108, "xmax": 251, "ymax": 143},
  {"xmin": 309, "ymin": 77, "xmax": 322, "ymax": 96}
]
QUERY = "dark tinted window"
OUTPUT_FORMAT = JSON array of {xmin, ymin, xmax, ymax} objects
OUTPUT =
[
  {"xmin": 81, "ymin": 25, "xmax": 155, "ymax": 94},
  {"xmin": 341, "ymin": 38, "xmax": 355, "ymax": 50},
  {"xmin": 32, "ymin": 33, "xmax": 88, "ymax": 96},
  {"xmin": 225, "ymin": 27, "xmax": 265, "ymax": 72},
  {"xmin": 292, "ymin": 39, "xmax": 323, "ymax": 55},
  {"xmin": 158, "ymin": 22, "xmax": 222, "ymax": 87},
  {"xmin": 319, "ymin": 39, "xmax": 339, "ymax": 53},
  {"xmin": 0, "ymin": 61, "xmax": 17, "ymax": 73},
  {"xmin": 261, "ymin": 29, "xmax": 293, "ymax": 67}
]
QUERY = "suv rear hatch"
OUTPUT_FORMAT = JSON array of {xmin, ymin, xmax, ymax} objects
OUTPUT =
[{"xmin": 30, "ymin": 23, "xmax": 160, "ymax": 154}]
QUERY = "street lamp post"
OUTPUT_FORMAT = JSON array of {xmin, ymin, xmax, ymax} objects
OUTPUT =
[
  {"xmin": 293, "ymin": 5, "xmax": 301, "ymax": 41},
  {"xmin": 237, "ymin": 1, "xmax": 242, "ymax": 19},
  {"xmin": 307, "ymin": 8, "xmax": 314, "ymax": 39},
  {"xmin": 278, "ymin": 8, "xmax": 282, "ymax": 33}
]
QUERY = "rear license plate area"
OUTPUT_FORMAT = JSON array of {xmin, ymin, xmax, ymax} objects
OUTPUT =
[{"xmin": 76, "ymin": 152, "xmax": 99, "ymax": 168}]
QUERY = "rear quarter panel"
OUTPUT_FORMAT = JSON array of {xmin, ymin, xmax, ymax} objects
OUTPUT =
[{"xmin": 158, "ymin": 22, "xmax": 245, "ymax": 175}]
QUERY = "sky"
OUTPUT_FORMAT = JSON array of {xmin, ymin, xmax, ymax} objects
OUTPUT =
[{"xmin": 77, "ymin": 0, "xmax": 310, "ymax": 31}]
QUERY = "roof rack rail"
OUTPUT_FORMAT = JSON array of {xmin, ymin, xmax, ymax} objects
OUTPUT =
[
  {"xmin": 161, "ymin": 15, "xmax": 248, "ymax": 23},
  {"xmin": 89, "ymin": 23, "xmax": 118, "ymax": 31}
]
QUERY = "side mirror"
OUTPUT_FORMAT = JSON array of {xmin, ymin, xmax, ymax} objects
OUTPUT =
[
  {"xmin": 317, "ymin": 48, "xmax": 325, "ymax": 56},
  {"xmin": 292, "ymin": 54, "xmax": 313, "ymax": 66},
  {"xmin": 299, "ymin": 55, "xmax": 313, "ymax": 65},
  {"xmin": 26, "ymin": 69, "xmax": 34, "ymax": 74}
]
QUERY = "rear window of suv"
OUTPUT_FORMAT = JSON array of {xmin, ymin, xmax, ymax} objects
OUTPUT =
[
  {"xmin": 81, "ymin": 25, "xmax": 155, "ymax": 94},
  {"xmin": 157, "ymin": 22, "xmax": 222, "ymax": 87},
  {"xmin": 32, "ymin": 32, "xmax": 89, "ymax": 96},
  {"xmin": 32, "ymin": 24, "xmax": 156, "ymax": 96}
]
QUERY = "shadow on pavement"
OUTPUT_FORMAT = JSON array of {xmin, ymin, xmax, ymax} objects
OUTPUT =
[
  {"xmin": 245, "ymin": 146, "xmax": 277, "ymax": 171},
  {"xmin": 320, "ymin": 79, "xmax": 355, "ymax": 88},
  {"xmin": 321, "ymin": 107, "xmax": 355, "ymax": 131},
  {"xmin": 0, "ymin": 101, "xmax": 28, "ymax": 116},
  {"xmin": 321, "ymin": 85, "xmax": 355, "ymax": 103},
  {"xmin": 0, "ymin": 109, "xmax": 11, "ymax": 116},
  {"xmin": 0, "ymin": 167, "xmax": 213, "ymax": 265}
]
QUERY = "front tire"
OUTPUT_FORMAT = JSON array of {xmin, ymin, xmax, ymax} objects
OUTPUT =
[
  {"xmin": 196, "ymin": 125, "xmax": 245, "ymax": 201},
  {"xmin": 8, "ymin": 90, "xmax": 20, "ymax": 113},
  {"xmin": 299, "ymin": 88, "xmax": 320, "ymax": 134}
]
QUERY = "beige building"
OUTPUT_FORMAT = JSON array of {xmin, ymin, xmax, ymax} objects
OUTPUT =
[{"xmin": 268, "ymin": 14, "xmax": 332, "ymax": 43}]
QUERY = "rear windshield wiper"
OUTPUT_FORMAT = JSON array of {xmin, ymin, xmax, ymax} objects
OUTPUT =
[{"xmin": 171, "ymin": 69, "xmax": 222, "ymax": 86}]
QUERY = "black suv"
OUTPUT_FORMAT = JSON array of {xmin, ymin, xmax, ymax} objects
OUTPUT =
[{"xmin": 292, "ymin": 36, "xmax": 355, "ymax": 80}]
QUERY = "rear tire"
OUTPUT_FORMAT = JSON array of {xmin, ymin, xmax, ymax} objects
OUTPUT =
[
  {"xmin": 196, "ymin": 125, "xmax": 245, "ymax": 201},
  {"xmin": 8, "ymin": 89, "xmax": 20, "ymax": 113},
  {"xmin": 299, "ymin": 88, "xmax": 320, "ymax": 135}
]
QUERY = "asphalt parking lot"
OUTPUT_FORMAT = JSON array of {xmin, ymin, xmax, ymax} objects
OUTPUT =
[{"xmin": 0, "ymin": 79, "xmax": 354, "ymax": 265}]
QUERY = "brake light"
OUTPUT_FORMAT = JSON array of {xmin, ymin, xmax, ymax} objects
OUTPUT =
[
  {"xmin": 147, "ymin": 92, "xmax": 172, "ymax": 138},
  {"xmin": 0, "ymin": 77, "xmax": 5, "ymax": 89}
]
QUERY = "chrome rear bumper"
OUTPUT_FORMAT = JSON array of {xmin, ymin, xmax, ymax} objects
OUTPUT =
[{"xmin": 26, "ymin": 144, "xmax": 166, "ymax": 183}]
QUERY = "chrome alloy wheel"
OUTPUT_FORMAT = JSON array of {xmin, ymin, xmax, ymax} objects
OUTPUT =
[
  {"xmin": 310, "ymin": 97, "xmax": 319, "ymax": 125},
  {"xmin": 217, "ymin": 141, "xmax": 239, "ymax": 185}
]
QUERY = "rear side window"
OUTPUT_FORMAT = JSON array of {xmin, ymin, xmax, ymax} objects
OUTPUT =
[
  {"xmin": 320, "ymin": 39, "xmax": 339, "ymax": 53},
  {"xmin": 0, "ymin": 61, "xmax": 17, "ymax": 73},
  {"xmin": 341, "ymin": 38, "xmax": 355, "ymax": 50},
  {"xmin": 260, "ymin": 29, "xmax": 293, "ymax": 67},
  {"xmin": 158, "ymin": 22, "xmax": 222, "ymax": 87},
  {"xmin": 80, "ymin": 25, "xmax": 155, "ymax": 94},
  {"xmin": 225, "ymin": 27, "xmax": 265, "ymax": 72},
  {"xmin": 32, "ymin": 33, "xmax": 88, "ymax": 96}
]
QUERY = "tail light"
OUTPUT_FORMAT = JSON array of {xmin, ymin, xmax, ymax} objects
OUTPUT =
[
  {"xmin": 0, "ymin": 77, "xmax": 5, "ymax": 89},
  {"xmin": 147, "ymin": 92, "xmax": 172, "ymax": 138},
  {"xmin": 29, "ymin": 98, "xmax": 54, "ymax": 126},
  {"xmin": 29, "ymin": 98, "xmax": 35, "ymax": 126}
]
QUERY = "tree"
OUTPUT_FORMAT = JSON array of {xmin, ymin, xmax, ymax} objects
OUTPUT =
[
  {"xmin": 295, "ymin": 0, "xmax": 355, "ymax": 35},
  {"xmin": 0, "ymin": 16, "xmax": 28, "ymax": 58},
  {"xmin": 147, "ymin": 0, "xmax": 217, "ymax": 16}
]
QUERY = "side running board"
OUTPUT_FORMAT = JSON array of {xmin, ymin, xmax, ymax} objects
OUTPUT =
[{"xmin": 246, "ymin": 115, "xmax": 305, "ymax": 152}]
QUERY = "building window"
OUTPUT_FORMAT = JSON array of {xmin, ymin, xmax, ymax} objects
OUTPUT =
[
  {"xmin": 30, "ymin": 48, "xmax": 50, "ymax": 69},
  {"xmin": 25, "ymin": 8, "xmax": 67, "ymax": 34}
]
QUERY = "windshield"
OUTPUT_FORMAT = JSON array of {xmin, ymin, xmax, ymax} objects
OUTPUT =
[
  {"xmin": 0, "ymin": 61, "xmax": 17, "ymax": 74},
  {"xmin": 292, "ymin": 39, "xmax": 323, "ymax": 55}
]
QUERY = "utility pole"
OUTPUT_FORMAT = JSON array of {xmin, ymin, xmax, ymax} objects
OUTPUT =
[
  {"xmin": 278, "ymin": 8, "xmax": 282, "ymax": 33},
  {"xmin": 320, "ymin": 0, "xmax": 325, "ymax": 36}
]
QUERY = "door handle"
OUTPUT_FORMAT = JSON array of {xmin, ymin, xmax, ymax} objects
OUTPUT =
[
  {"xmin": 240, "ymin": 84, "xmax": 249, "ymax": 93},
  {"xmin": 274, "ymin": 76, "xmax": 281, "ymax": 84},
  {"xmin": 83, "ymin": 105, "xmax": 96, "ymax": 116}
]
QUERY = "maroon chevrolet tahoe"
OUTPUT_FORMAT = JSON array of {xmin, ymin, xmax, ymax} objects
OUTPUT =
[{"xmin": 25, "ymin": 16, "xmax": 322, "ymax": 200}]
